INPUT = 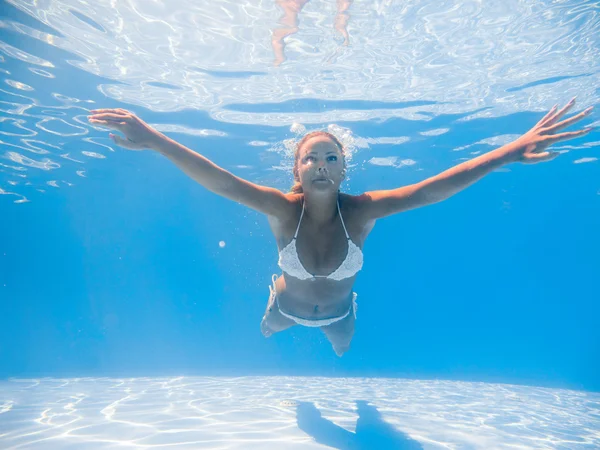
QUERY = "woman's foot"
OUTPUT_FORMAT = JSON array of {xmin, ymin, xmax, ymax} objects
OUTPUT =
[
  {"xmin": 261, "ymin": 315, "xmax": 274, "ymax": 338},
  {"xmin": 333, "ymin": 343, "xmax": 350, "ymax": 357}
]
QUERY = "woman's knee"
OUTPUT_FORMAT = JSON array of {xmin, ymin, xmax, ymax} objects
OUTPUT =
[{"xmin": 261, "ymin": 294, "xmax": 295, "ymax": 336}]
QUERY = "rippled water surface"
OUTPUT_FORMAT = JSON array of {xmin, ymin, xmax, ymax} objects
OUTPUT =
[{"xmin": 0, "ymin": 0, "xmax": 598, "ymax": 202}]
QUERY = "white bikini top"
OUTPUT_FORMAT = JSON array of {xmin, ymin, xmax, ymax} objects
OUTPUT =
[{"xmin": 278, "ymin": 198, "xmax": 364, "ymax": 281}]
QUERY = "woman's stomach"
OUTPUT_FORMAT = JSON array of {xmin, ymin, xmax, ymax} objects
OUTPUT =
[{"xmin": 275, "ymin": 273, "xmax": 355, "ymax": 319}]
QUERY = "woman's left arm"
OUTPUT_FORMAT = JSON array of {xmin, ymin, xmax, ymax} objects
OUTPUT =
[{"xmin": 360, "ymin": 98, "xmax": 594, "ymax": 220}]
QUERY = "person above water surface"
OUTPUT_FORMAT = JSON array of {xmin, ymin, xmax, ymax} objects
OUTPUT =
[
  {"xmin": 88, "ymin": 99, "xmax": 593, "ymax": 356},
  {"xmin": 271, "ymin": 0, "xmax": 353, "ymax": 66}
]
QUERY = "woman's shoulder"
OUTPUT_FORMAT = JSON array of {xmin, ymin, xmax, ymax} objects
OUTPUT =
[
  {"xmin": 268, "ymin": 193, "xmax": 303, "ymax": 225},
  {"xmin": 339, "ymin": 193, "xmax": 377, "ymax": 230},
  {"xmin": 283, "ymin": 192, "xmax": 304, "ymax": 202},
  {"xmin": 339, "ymin": 192, "xmax": 367, "ymax": 211},
  {"xmin": 281, "ymin": 193, "xmax": 304, "ymax": 211}
]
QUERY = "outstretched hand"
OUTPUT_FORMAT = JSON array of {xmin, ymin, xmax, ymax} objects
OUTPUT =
[
  {"xmin": 88, "ymin": 108, "xmax": 160, "ymax": 150},
  {"xmin": 512, "ymin": 98, "xmax": 594, "ymax": 164}
]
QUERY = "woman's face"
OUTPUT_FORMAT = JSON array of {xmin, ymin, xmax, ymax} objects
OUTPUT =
[{"xmin": 297, "ymin": 135, "xmax": 345, "ymax": 192}]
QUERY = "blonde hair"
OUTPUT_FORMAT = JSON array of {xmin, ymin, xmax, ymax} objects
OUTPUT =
[{"xmin": 290, "ymin": 131, "xmax": 346, "ymax": 194}]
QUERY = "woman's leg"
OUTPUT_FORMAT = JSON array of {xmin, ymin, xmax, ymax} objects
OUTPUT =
[
  {"xmin": 271, "ymin": 0, "xmax": 309, "ymax": 66},
  {"xmin": 320, "ymin": 305, "xmax": 356, "ymax": 356},
  {"xmin": 334, "ymin": 0, "xmax": 353, "ymax": 46},
  {"xmin": 260, "ymin": 275, "xmax": 297, "ymax": 337}
]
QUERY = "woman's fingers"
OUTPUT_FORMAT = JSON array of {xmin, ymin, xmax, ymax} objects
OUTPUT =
[
  {"xmin": 522, "ymin": 151, "xmax": 560, "ymax": 164},
  {"xmin": 89, "ymin": 112, "xmax": 131, "ymax": 122},
  {"xmin": 543, "ymin": 107, "xmax": 593, "ymax": 134},
  {"xmin": 535, "ymin": 98, "xmax": 574, "ymax": 128},
  {"xmin": 88, "ymin": 118, "xmax": 127, "ymax": 130},
  {"xmin": 87, "ymin": 107, "xmax": 152, "ymax": 150},
  {"xmin": 543, "ymin": 97, "xmax": 577, "ymax": 127},
  {"xmin": 89, "ymin": 108, "xmax": 131, "ymax": 115},
  {"xmin": 90, "ymin": 108, "xmax": 123, "ymax": 115},
  {"xmin": 547, "ymin": 127, "xmax": 594, "ymax": 143},
  {"xmin": 536, "ymin": 104, "xmax": 558, "ymax": 127}
]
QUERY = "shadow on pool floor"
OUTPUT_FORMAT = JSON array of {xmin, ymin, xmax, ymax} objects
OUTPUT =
[{"xmin": 297, "ymin": 400, "xmax": 424, "ymax": 450}]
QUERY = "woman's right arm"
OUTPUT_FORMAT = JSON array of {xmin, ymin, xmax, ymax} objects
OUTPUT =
[{"xmin": 88, "ymin": 108, "xmax": 291, "ymax": 218}]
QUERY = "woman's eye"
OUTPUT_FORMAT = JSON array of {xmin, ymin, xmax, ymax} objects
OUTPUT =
[
  {"xmin": 306, "ymin": 156, "xmax": 315, "ymax": 162},
  {"xmin": 328, "ymin": 156, "xmax": 338, "ymax": 162}
]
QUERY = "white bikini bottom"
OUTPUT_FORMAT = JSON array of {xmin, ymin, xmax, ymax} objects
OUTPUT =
[{"xmin": 268, "ymin": 274, "xmax": 357, "ymax": 328}]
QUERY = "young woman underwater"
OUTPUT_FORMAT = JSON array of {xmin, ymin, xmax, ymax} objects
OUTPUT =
[{"xmin": 88, "ymin": 98, "xmax": 593, "ymax": 356}]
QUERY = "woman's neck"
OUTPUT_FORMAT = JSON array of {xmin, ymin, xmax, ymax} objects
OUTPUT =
[{"xmin": 302, "ymin": 190, "xmax": 339, "ymax": 225}]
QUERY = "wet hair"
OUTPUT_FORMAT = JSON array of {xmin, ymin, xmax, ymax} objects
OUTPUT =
[{"xmin": 290, "ymin": 131, "xmax": 346, "ymax": 194}]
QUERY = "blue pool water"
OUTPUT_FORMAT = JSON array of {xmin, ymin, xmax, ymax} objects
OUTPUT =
[{"xmin": 1, "ymin": 0, "xmax": 599, "ymax": 448}]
